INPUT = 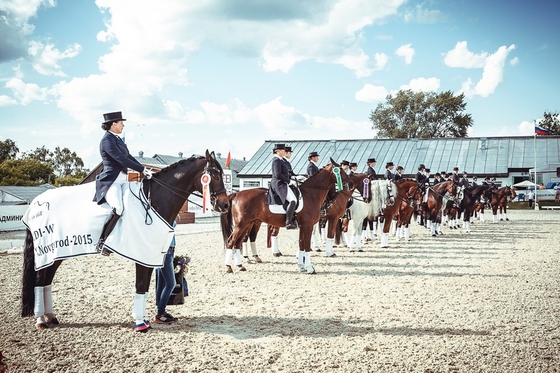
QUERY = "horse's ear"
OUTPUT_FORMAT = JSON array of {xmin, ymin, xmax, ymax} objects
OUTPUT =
[{"xmin": 330, "ymin": 157, "xmax": 340, "ymax": 167}]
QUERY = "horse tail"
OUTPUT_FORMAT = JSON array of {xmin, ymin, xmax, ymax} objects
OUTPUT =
[
  {"xmin": 21, "ymin": 229, "xmax": 36, "ymax": 317},
  {"xmin": 220, "ymin": 206, "xmax": 233, "ymax": 245},
  {"xmin": 334, "ymin": 220, "xmax": 342, "ymax": 245}
]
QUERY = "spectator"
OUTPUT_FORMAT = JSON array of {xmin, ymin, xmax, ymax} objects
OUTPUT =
[
  {"xmin": 554, "ymin": 183, "xmax": 560, "ymax": 202},
  {"xmin": 527, "ymin": 190, "xmax": 535, "ymax": 208}
]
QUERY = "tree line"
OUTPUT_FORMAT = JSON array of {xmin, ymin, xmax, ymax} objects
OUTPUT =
[
  {"xmin": 369, "ymin": 89, "xmax": 559, "ymax": 138},
  {"xmin": 0, "ymin": 139, "xmax": 89, "ymax": 186}
]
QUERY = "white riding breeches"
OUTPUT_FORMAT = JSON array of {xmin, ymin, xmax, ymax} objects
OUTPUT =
[{"xmin": 105, "ymin": 172, "xmax": 128, "ymax": 215}]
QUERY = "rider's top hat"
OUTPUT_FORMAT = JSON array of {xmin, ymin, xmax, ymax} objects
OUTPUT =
[
  {"xmin": 367, "ymin": 158, "xmax": 376, "ymax": 163},
  {"xmin": 425, "ymin": 168, "xmax": 431, "ymax": 173},
  {"xmin": 285, "ymin": 146, "xmax": 292, "ymax": 152},
  {"xmin": 453, "ymin": 167, "xmax": 459, "ymax": 171},
  {"xmin": 273, "ymin": 143, "xmax": 286, "ymax": 151},
  {"xmin": 341, "ymin": 160, "xmax": 350, "ymax": 166},
  {"xmin": 397, "ymin": 165, "xmax": 404, "ymax": 171},
  {"xmin": 349, "ymin": 162, "xmax": 357, "ymax": 167},
  {"xmin": 386, "ymin": 162, "xmax": 394, "ymax": 167},
  {"xmin": 308, "ymin": 151, "xmax": 319, "ymax": 158},
  {"xmin": 418, "ymin": 164, "xmax": 425, "ymax": 170},
  {"xmin": 102, "ymin": 111, "xmax": 126, "ymax": 124}
]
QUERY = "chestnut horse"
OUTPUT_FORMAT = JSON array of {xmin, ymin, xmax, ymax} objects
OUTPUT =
[
  {"xmin": 490, "ymin": 185, "xmax": 516, "ymax": 222},
  {"xmin": 255, "ymin": 172, "xmax": 371, "ymax": 259},
  {"xmin": 383, "ymin": 179, "xmax": 424, "ymax": 245},
  {"xmin": 21, "ymin": 151, "xmax": 229, "ymax": 331},
  {"xmin": 423, "ymin": 180, "xmax": 457, "ymax": 236},
  {"xmin": 221, "ymin": 163, "xmax": 336, "ymax": 274}
]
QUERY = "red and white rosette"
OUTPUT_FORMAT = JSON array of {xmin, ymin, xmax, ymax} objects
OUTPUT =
[{"xmin": 201, "ymin": 172, "xmax": 211, "ymax": 214}]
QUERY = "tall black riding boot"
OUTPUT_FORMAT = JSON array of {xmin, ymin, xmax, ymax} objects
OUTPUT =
[
  {"xmin": 96, "ymin": 209, "xmax": 121, "ymax": 256},
  {"xmin": 285, "ymin": 201, "xmax": 297, "ymax": 230}
]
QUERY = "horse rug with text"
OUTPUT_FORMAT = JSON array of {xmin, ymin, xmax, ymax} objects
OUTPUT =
[{"xmin": 22, "ymin": 182, "xmax": 174, "ymax": 271}]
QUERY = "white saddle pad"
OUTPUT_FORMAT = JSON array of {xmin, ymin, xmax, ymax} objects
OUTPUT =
[
  {"xmin": 22, "ymin": 182, "xmax": 174, "ymax": 271},
  {"xmin": 268, "ymin": 195, "xmax": 304, "ymax": 214}
]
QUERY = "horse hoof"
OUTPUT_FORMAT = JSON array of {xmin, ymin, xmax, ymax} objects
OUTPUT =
[
  {"xmin": 358, "ymin": 249, "xmax": 364, "ymax": 252},
  {"xmin": 506, "ymin": 218, "xmax": 509, "ymax": 221},
  {"xmin": 237, "ymin": 265, "xmax": 247, "ymax": 272},
  {"xmin": 298, "ymin": 265, "xmax": 306, "ymax": 272},
  {"xmin": 327, "ymin": 253, "xmax": 337, "ymax": 258},
  {"xmin": 47, "ymin": 318, "xmax": 59, "ymax": 327},
  {"xmin": 225, "ymin": 265, "xmax": 233, "ymax": 273},
  {"xmin": 432, "ymin": 234, "xmax": 436, "ymax": 237},
  {"xmin": 273, "ymin": 252, "xmax": 283, "ymax": 257},
  {"xmin": 306, "ymin": 266, "xmax": 316, "ymax": 274},
  {"xmin": 253, "ymin": 256, "xmax": 263, "ymax": 263},
  {"xmin": 315, "ymin": 248, "xmax": 322, "ymax": 252},
  {"xmin": 36, "ymin": 323, "xmax": 49, "ymax": 330}
]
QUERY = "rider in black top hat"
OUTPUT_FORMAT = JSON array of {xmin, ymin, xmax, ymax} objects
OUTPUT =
[
  {"xmin": 93, "ymin": 111, "xmax": 154, "ymax": 255},
  {"xmin": 268, "ymin": 143, "xmax": 297, "ymax": 229}
]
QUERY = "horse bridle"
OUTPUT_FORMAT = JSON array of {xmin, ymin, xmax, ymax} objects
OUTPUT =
[{"xmin": 145, "ymin": 162, "xmax": 226, "ymax": 211}]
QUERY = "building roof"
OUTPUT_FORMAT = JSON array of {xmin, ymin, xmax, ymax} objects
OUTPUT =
[
  {"xmin": 0, "ymin": 184, "xmax": 56, "ymax": 204},
  {"xmin": 238, "ymin": 136, "xmax": 560, "ymax": 178}
]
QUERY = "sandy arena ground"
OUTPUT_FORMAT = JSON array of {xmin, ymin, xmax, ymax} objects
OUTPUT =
[{"xmin": 0, "ymin": 210, "xmax": 559, "ymax": 372}]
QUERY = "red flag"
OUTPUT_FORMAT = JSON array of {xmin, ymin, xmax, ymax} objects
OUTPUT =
[{"xmin": 225, "ymin": 152, "xmax": 232, "ymax": 169}]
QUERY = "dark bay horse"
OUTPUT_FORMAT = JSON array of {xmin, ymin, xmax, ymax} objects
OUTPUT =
[
  {"xmin": 423, "ymin": 180, "xmax": 457, "ymax": 236},
  {"xmin": 490, "ymin": 185, "xmax": 516, "ymax": 222},
  {"xmin": 221, "ymin": 163, "xmax": 336, "ymax": 274},
  {"xmin": 21, "ymin": 150, "xmax": 229, "ymax": 331},
  {"xmin": 383, "ymin": 179, "xmax": 424, "ymax": 245},
  {"xmin": 456, "ymin": 184, "xmax": 492, "ymax": 232}
]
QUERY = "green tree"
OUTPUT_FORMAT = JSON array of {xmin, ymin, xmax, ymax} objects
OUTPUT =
[
  {"xmin": 0, "ymin": 139, "xmax": 19, "ymax": 163},
  {"xmin": 535, "ymin": 111, "xmax": 560, "ymax": 135},
  {"xmin": 23, "ymin": 145, "xmax": 87, "ymax": 178},
  {"xmin": 369, "ymin": 90, "xmax": 473, "ymax": 138},
  {"xmin": 0, "ymin": 159, "xmax": 54, "ymax": 186}
]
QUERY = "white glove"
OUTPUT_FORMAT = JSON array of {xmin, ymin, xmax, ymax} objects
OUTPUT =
[
  {"xmin": 143, "ymin": 168, "xmax": 154, "ymax": 179},
  {"xmin": 289, "ymin": 179, "xmax": 298, "ymax": 186},
  {"xmin": 296, "ymin": 175, "xmax": 307, "ymax": 183}
]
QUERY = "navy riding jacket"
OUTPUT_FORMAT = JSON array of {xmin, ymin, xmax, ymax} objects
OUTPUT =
[{"xmin": 93, "ymin": 131, "xmax": 145, "ymax": 204}]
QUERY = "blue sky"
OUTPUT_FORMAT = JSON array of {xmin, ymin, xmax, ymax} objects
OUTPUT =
[{"xmin": 1, "ymin": 0, "xmax": 559, "ymax": 170}]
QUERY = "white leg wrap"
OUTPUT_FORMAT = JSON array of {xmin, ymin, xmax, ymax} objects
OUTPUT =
[
  {"xmin": 304, "ymin": 252, "xmax": 311, "ymax": 266},
  {"xmin": 390, "ymin": 220, "xmax": 396, "ymax": 235},
  {"xmin": 480, "ymin": 213, "xmax": 485, "ymax": 222},
  {"xmin": 380, "ymin": 232, "xmax": 389, "ymax": 248},
  {"xmin": 132, "ymin": 293, "xmax": 146, "ymax": 322},
  {"xmin": 271, "ymin": 236, "xmax": 280, "ymax": 254},
  {"xmin": 250, "ymin": 242, "xmax": 258, "ymax": 256},
  {"xmin": 465, "ymin": 221, "xmax": 470, "ymax": 232},
  {"xmin": 325, "ymin": 238, "xmax": 335, "ymax": 256},
  {"xmin": 372, "ymin": 222, "xmax": 377, "ymax": 236},
  {"xmin": 311, "ymin": 235, "xmax": 318, "ymax": 249},
  {"xmin": 405, "ymin": 227, "xmax": 410, "ymax": 240},
  {"xmin": 224, "ymin": 249, "xmax": 233, "ymax": 265},
  {"xmin": 342, "ymin": 232, "xmax": 349, "ymax": 246},
  {"xmin": 234, "ymin": 249, "xmax": 243, "ymax": 265},
  {"xmin": 493, "ymin": 215, "xmax": 498, "ymax": 223},
  {"xmin": 43, "ymin": 284, "xmax": 53, "ymax": 315},
  {"xmin": 242, "ymin": 242, "xmax": 248, "ymax": 257},
  {"xmin": 297, "ymin": 250, "xmax": 304, "ymax": 265},
  {"xmin": 431, "ymin": 223, "xmax": 436, "ymax": 236},
  {"xmin": 34, "ymin": 286, "xmax": 45, "ymax": 318}
]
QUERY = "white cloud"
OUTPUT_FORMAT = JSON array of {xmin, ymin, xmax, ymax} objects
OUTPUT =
[
  {"xmin": 403, "ymin": 4, "xmax": 445, "ymax": 24},
  {"xmin": 28, "ymin": 41, "xmax": 82, "ymax": 76},
  {"xmin": 510, "ymin": 57, "xmax": 519, "ymax": 66},
  {"xmin": 518, "ymin": 120, "xmax": 534, "ymax": 136},
  {"xmin": 445, "ymin": 41, "xmax": 516, "ymax": 98},
  {"xmin": 355, "ymin": 84, "xmax": 388, "ymax": 103},
  {"xmin": 4, "ymin": 78, "xmax": 48, "ymax": 105},
  {"xmin": 444, "ymin": 41, "xmax": 487, "ymax": 68},
  {"xmin": 0, "ymin": 95, "xmax": 18, "ymax": 106},
  {"xmin": 399, "ymin": 77, "xmax": 440, "ymax": 92},
  {"xmin": 395, "ymin": 43, "xmax": 414, "ymax": 64}
]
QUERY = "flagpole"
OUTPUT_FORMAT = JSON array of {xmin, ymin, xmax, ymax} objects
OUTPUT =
[{"xmin": 534, "ymin": 132, "xmax": 538, "ymax": 210}]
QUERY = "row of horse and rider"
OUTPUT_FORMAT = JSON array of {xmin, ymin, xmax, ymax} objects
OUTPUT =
[{"xmin": 220, "ymin": 143, "xmax": 514, "ymax": 274}]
